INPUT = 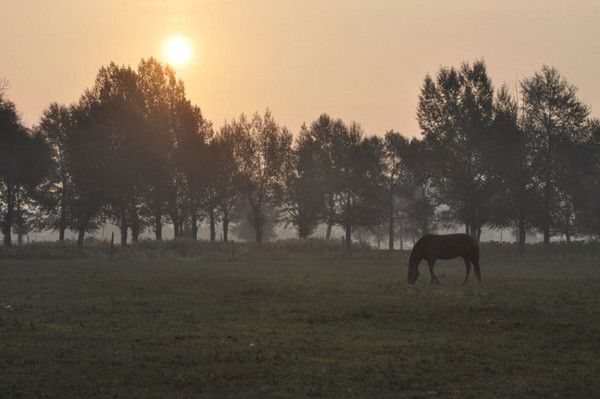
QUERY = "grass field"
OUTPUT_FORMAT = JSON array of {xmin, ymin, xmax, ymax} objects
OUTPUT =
[{"xmin": 1, "ymin": 241, "xmax": 600, "ymax": 398}]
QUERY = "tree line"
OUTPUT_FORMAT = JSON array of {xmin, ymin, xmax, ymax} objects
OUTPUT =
[{"xmin": 1, "ymin": 59, "xmax": 599, "ymax": 251}]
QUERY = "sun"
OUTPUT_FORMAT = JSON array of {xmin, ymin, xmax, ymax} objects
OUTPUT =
[{"xmin": 163, "ymin": 36, "xmax": 193, "ymax": 68}]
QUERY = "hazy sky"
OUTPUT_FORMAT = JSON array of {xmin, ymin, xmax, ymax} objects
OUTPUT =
[{"xmin": 1, "ymin": 0, "xmax": 599, "ymax": 136}]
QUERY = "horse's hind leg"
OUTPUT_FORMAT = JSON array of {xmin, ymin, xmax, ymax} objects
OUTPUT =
[
  {"xmin": 463, "ymin": 257, "xmax": 471, "ymax": 285},
  {"xmin": 473, "ymin": 258, "xmax": 482, "ymax": 283},
  {"xmin": 427, "ymin": 259, "xmax": 439, "ymax": 284}
]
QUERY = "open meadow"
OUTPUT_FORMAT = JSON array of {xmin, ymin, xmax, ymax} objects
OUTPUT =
[{"xmin": 1, "ymin": 241, "xmax": 600, "ymax": 398}]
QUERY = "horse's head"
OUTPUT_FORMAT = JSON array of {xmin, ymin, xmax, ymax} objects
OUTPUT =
[
  {"xmin": 407, "ymin": 262, "xmax": 419, "ymax": 284},
  {"xmin": 406, "ymin": 239, "xmax": 424, "ymax": 284},
  {"xmin": 407, "ymin": 250, "xmax": 420, "ymax": 284}
]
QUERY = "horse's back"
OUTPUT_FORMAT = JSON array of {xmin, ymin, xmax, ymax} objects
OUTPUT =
[{"xmin": 418, "ymin": 233, "xmax": 478, "ymax": 260}]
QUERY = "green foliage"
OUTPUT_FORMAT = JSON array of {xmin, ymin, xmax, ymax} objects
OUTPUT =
[
  {"xmin": 0, "ymin": 95, "xmax": 51, "ymax": 247},
  {"xmin": 385, "ymin": 132, "xmax": 438, "ymax": 242},
  {"xmin": 301, "ymin": 114, "xmax": 387, "ymax": 247},
  {"xmin": 221, "ymin": 111, "xmax": 293, "ymax": 243},
  {"xmin": 35, "ymin": 103, "xmax": 73, "ymax": 241},
  {"xmin": 574, "ymin": 120, "xmax": 600, "ymax": 237},
  {"xmin": 417, "ymin": 60, "xmax": 495, "ymax": 240},
  {"xmin": 521, "ymin": 65, "xmax": 590, "ymax": 243},
  {"xmin": 6, "ymin": 58, "xmax": 600, "ymax": 250},
  {"xmin": 281, "ymin": 123, "xmax": 326, "ymax": 238}
]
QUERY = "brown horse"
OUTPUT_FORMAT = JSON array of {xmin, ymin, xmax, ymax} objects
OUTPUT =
[{"xmin": 407, "ymin": 233, "xmax": 481, "ymax": 285}]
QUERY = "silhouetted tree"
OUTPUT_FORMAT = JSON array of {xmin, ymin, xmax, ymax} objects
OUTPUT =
[
  {"xmin": 173, "ymin": 100, "xmax": 212, "ymax": 240},
  {"xmin": 331, "ymin": 124, "xmax": 386, "ymax": 248},
  {"xmin": 397, "ymin": 137, "xmax": 438, "ymax": 239},
  {"xmin": 65, "ymin": 102, "xmax": 109, "ymax": 247},
  {"xmin": 232, "ymin": 201, "xmax": 278, "ymax": 242},
  {"xmin": 521, "ymin": 66, "xmax": 590, "ymax": 245},
  {"xmin": 224, "ymin": 111, "xmax": 292, "ymax": 243},
  {"xmin": 383, "ymin": 131, "xmax": 409, "ymax": 249},
  {"xmin": 0, "ymin": 96, "xmax": 51, "ymax": 247},
  {"xmin": 282, "ymin": 124, "xmax": 326, "ymax": 238},
  {"xmin": 12, "ymin": 206, "xmax": 34, "ymax": 246},
  {"xmin": 301, "ymin": 116, "xmax": 386, "ymax": 247},
  {"xmin": 35, "ymin": 104, "xmax": 75, "ymax": 243},
  {"xmin": 137, "ymin": 58, "xmax": 185, "ymax": 240},
  {"xmin": 0, "ymin": 77, "xmax": 7, "ymax": 97},
  {"xmin": 210, "ymin": 132, "xmax": 240, "ymax": 242},
  {"xmin": 417, "ymin": 60, "xmax": 495, "ymax": 241},
  {"xmin": 485, "ymin": 86, "xmax": 537, "ymax": 253},
  {"xmin": 573, "ymin": 120, "xmax": 600, "ymax": 238},
  {"xmin": 91, "ymin": 64, "xmax": 150, "ymax": 245},
  {"xmin": 305, "ymin": 114, "xmax": 343, "ymax": 239},
  {"xmin": 14, "ymin": 55, "xmax": 600, "ymax": 248}
]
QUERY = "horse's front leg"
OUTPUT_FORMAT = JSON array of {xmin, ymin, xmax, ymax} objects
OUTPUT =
[
  {"xmin": 427, "ymin": 259, "xmax": 439, "ymax": 284},
  {"xmin": 463, "ymin": 257, "xmax": 472, "ymax": 285}
]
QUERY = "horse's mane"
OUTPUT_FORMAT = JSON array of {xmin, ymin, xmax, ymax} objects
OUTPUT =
[{"xmin": 409, "ymin": 238, "xmax": 424, "ymax": 267}]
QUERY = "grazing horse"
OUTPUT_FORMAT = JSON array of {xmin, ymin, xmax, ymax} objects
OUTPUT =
[{"xmin": 407, "ymin": 233, "xmax": 481, "ymax": 285}]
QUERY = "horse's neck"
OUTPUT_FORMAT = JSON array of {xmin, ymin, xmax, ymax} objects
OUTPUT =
[{"xmin": 409, "ymin": 250, "xmax": 421, "ymax": 266}]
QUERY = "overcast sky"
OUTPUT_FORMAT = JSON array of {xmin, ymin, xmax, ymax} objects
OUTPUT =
[{"xmin": 1, "ymin": 0, "xmax": 599, "ymax": 136}]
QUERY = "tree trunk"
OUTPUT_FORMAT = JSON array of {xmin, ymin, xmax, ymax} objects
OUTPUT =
[
  {"xmin": 130, "ymin": 208, "xmax": 140, "ymax": 243},
  {"xmin": 518, "ymin": 217, "xmax": 526, "ymax": 255},
  {"xmin": 59, "ymin": 195, "xmax": 66, "ymax": 244},
  {"xmin": 120, "ymin": 209, "xmax": 128, "ymax": 246},
  {"xmin": 325, "ymin": 196, "xmax": 334, "ymax": 240},
  {"xmin": 154, "ymin": 212, "xmax": 162, "ymax": 241},
  {"xmin": 421, "ymin": 217, "xmax": 429, "ymax": 237},
  {"xmin": 210, "ymin": 211, "xmax": 216, "ymax": 242},
  {"xmin": 543, "ymin": 185, "xmax": 551, "ymax": 246},
  {"xmin": 191, "ymin": 211, "xmax": 198, "ymax": 241},
  {"xmin": 251, "ymin": 201, "xmax": 263, "ymax": 243},
  {"xmin": 58, "ymin": 183, "xmax": 67, "ymax": 244},
  {"xmin": 325, "ymin": 221, "xmax": 333, "ymax": 240},
  {"xmin": 388, "ymin": 174, "xmax": 394, "ymax": 250},
  {"xmin": 298, "ymin": 210, "xmax": 308, "ymax": 239},
  {"xmin": 2, "ymin": 182, "xmax": 14, "ymax": 247},
  {"xmin": 77, "ymin": 228, "xmax": 85, "ymax": 249},
  {"xmin": 173, "ymin": 221, "xmax": 180, "ymax": 239},
  {"xmin": 131, "ymin": 227, "xmax": 139, "ymax": 243},
  {"xmin": 120, "ymin": 224, "xmax": 128, "ymax": 246},
  {"xmin": 388, "ymin": 210, "xmax": 394, "ymax": 250},
  {"xmin": 345, "ymin": 224, "xmax": 352, "ymax": 249},
  {"xmin": 298, "ymin": 227, "xmax": 307, "ymax": 240},
  {"xmin": 255, "ymin": 223, "xmax": 263, "ymax": 243},
  {"xmin": 543, "ymin": 226, "xmax": 550, "ymax": 246},
  {"xmin": 399, "ymin": 222, "xmax": 404, "ymax": 251},
  {"xmin": 172, "ymin": 206, "xmax": 180, "ymax": 239},
  {"xmin": 254, "ymin": 208, "xmax": 263, "ymax": 243},
  {"xmin": 222, "ymin": 209, "xmax": 229, "ymax": 243}
]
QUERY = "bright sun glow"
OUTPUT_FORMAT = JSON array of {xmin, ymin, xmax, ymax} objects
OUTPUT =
[{"xmin": 163, "ymin": 36, "xmax": 193, "ymax": 67}]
